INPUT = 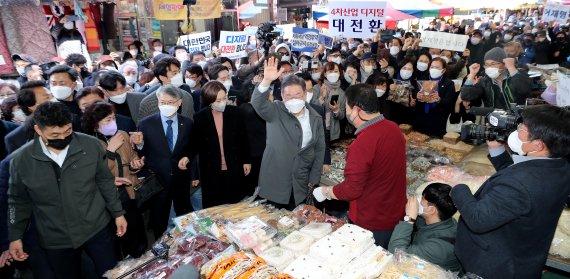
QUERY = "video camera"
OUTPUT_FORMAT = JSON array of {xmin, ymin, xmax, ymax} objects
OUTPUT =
[
  {"xmin": 460, "ymin": 99, "xmax": 546, "ymax": 145},
  {"xmin": 256, "ymin": 22, "xmax": 281, "ymax": 57}
]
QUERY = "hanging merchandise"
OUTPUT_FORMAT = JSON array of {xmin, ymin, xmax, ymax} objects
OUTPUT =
[
  {"xmin": 50, "ymin": 0, "xmax": 66, "ymax": 19},
  {"xmin": 102, "ymin": 1, "xmax": 117, "ymax": 39},
  {"xmin": 153, "ymin": 0, "xmax": 222, "ymax": 20}
]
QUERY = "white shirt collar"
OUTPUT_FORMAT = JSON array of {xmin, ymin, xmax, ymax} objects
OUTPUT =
[{"xmin": 39, "ymin": 138, "xmax": 70, "ymax": 167}]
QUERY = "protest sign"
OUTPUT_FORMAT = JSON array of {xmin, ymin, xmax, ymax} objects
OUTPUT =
[
  {"xmin": 219, "ymin": 31, "xmax": 248, "ymax": 60},
  {"xmin": 328, "ymin": 1, "xmax": 386, "ymax": 39},
  {"xmin": 419, "ymin": 31, "xmax": 469, "ymax": 52},
  {"xmin": 557, "ymin": 71, "xmax": 570, "ymax": 107},
  {"xmin": 291, "ymin": 27, "xmax": 319, "ymax": 52},
  {"xmin": 543, "ymin": 3, "xmax": 570, "ymax": 24},
  {"xmin": 319, "ymin": 34, "xmax": 334, "ymax": 49},
  {"xmin": 179, "ymin": 31, "xmax": 212, "ymax": 55}
]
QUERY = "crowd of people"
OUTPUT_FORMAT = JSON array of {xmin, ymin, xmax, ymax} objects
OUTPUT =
[{"xmin": 0, "ymin": 9, "xmax": 570, "ymax": 279}]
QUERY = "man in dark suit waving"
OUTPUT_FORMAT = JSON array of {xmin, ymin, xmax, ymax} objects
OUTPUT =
[{"xmin": 137, "ymin": 85, "xmax": 194, "ymax": 238}]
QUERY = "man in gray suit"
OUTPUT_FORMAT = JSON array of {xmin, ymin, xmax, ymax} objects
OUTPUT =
[
  {"xmin": 96, "ymin": 70, "xmax": 146, "ymax": 124},
  {"xmin": 137, "ymin": 57, "xmax": 195, "ymax": 122}
]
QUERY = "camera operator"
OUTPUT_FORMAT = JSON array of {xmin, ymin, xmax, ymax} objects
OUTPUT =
[
  {"xmin": 451, "ymin": 105, "xmax": 570, "ymax": 278},
  {"xmin": 460, "ymin": 47, "xmax": 532, "ymax": 110}
]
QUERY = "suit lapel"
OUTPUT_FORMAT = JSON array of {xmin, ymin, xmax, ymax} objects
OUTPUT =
[{"xmin": 173, "ymin": 115, "xmax": 185, "ymax": 154}]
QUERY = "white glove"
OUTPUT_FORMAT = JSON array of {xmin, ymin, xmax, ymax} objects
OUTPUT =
[{"xmin": 313, "ymin": 187, "xmax": 328, "ymax": 203}]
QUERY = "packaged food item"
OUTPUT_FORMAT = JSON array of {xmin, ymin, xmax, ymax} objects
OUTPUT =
[
  {"xmin": 338, "ymin": 245, "xmax": 394, "ymax": 279},
  {"xmin": 279, "ymin": 230, "xmax": 315, "ymax": 257},
  {"xmin": 399, "ymin": 124, "xmax": 413, "ymax": 135},
  {"xmin": 299, "ymin": 222, "xmax": 332, "ymax": 239},
  {"xmin": 292, "ymin": 205, "xmax": 347, "ymax": 231},
  {"xmin": 309, "ymin": 235, "xmax": 355, "ymax": 273},
  {"xmin": 224, "ymin": 216, "xmax": 278, "ymax": 251},
  {"xmin": 283, "ymin": 255, "xmax": 334, "ymax": 279},
  {"xmin": 443, "ymin": 132, "xmax": 460, "ymax": 144},
  {"xmin": 331, "ymin": 224, "xmax": 375, "ymax": 254},
  {"xmin": 258, "ymin": 247, "xmax": 295, "ymax": 272},
  {"xmin": 379, "ymin": 249, "xmax": 453, "ymax": 279}
]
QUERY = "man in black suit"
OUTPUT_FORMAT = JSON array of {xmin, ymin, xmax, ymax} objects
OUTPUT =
[
  {"xmin": 137, "ymin": 85, "xmax": 195, "ymax": 238},
  {"xmin": 4, "ymin": 81, "xmax": 53, "ymax": 154},
  {"xmin": 451, "ymin": 105, "xmax": 570, "ymax": 278},
  {"xmin": 96, "ymin": 70, "xmax": 145, "ymax": 124},
  {"xmin": 75, "ymin": 87, "xmax": 137, "ymax": 133}
]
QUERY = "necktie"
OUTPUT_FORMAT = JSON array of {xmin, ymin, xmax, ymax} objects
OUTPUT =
[{"xmin": 166, "ymin": 120, "xmax": 174, "ymax": 151}]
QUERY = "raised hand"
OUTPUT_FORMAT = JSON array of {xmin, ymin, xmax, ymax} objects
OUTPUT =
[{"xmin": 262, "ymin": 57, "xmax": 284, "ymax": 84}]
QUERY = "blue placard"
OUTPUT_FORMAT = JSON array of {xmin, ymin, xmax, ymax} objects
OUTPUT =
[
  {"xmin": 291, "ymin": 27, "xmax": 319, "ymax": 52},
  {"xmin": 318, "ymin": 34, "xmax": 334, "ymax": 49}
]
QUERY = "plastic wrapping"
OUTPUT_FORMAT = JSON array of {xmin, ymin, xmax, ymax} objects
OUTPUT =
[
  {"xmin": 258, "ymin": 246, "xmax": 295, "ymax": 272},
  {"xmin": 309, "ymin": 235, "xmax": 355, "ymax": 273},
  {"xmin": 279, "ymin": 230, "xmax": 315, "ymax": 257},
  {"xmin": 331, "ymin": 224, "xmax": 375, "ymax": 252},
  {"xmin": 338, "ymin": 245, "xmax": 394, "ymax": 279},
  {"xmin": 283, "ymin": 255, "xmax": 334, "ymax": 279},
  {"xmin": 200, "ymin": 252, "xmax": 278, "ymax": 279},
  {"xmin": 550, "ymin": 209, "xmax": 570, "ymax": 258},
  {"xmin": 379, "ymin": 249, "xmax": 455, "ymax": 279},
  {"xmin": 224, "ymin": 216, "xmax": 278, "ymax": 252},
  {"xmin": 292, "ymin": 205, "xmax": 347, "ymax": 231},
  {"xmin": 299, "ymin": 222, "xmax": 332, "ymax": 239}
]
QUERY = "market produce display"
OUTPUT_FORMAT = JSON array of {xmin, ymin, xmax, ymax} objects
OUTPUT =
[
  {"xmin": 550, "ymin": 209, "xmax": 570, "ymax": 259},
  {"xmin": 379, "ymin": 250, "xmax": 454, "ymax": 279}
]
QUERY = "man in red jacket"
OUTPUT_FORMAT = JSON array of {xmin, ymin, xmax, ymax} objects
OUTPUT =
[{"xmin": 313, "ymin": 84, "xmax": 407, "ymax": 248}]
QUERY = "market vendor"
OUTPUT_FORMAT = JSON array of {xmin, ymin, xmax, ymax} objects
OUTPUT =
[
  {"xmin": 313, "ymin": 84, "xmax": 407, "ymax": 248},
  {"xmin": 387, "ymin": 183, "xmax": 462, "ymax": 273},
  {"xmin": 451, "ymin": 105, "xmax": 570, "ymax": 278}
]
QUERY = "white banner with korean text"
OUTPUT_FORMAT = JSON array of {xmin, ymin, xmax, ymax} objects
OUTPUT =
[
  {"xmin": 419, "ymin": 31, "xmax": 469, "ymax": 52},
  {"xmin": 328, "ymin": 1, "xmax": 387, "ymax": 39}
]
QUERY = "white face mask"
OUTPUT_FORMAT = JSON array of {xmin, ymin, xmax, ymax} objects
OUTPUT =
[
  {"xmin": 440, "ymin": 56, "xmax": 450, "ymax": 64},
  {"xmin": 16, "ymin": 67, "xmax": 25, "ymax": 76},
  {"xmin": 332, "ymin": 57, "xmax": 342, "ymax": 64},
  {"xmin": 311, "ymin": 72, "xmax": 321, "ymax": 81},
  {"xmin": 471, "ymin": 37, "xmax": 481, "ymax": 45},
  {"xmin": 109, "ymin": 92, "xmax": 128, "ymax": 104},
  {"xmin": 129, "ymin": 49, "xmax": 139, "ymax": 56},
  {"xmin": 50, "ymin": 86, "xmax": 73, "ymax": 100},
  {"xmin": 417, "ymin": 196, "xmax": 424, "ymax": 216},
  {"xmin": 341, "ymin": 47, "xmax": 348, "ymax": 52},
  {"xmin": 344, "ymin": 73, "xmax": 353, "ymax": 83},
  {"xmin": 504, "ymin": 34, "xmax": 513, "ymax": 41},
  {"xmin": 63, "ymin": 21, "xmax": 74, "ymax": 30},
  {"xmin": 483, "ymin": 31, "xmax": 491, "ymax": 38},
  {"xmin": 430, "ymin": 68, "xmax": 444, "ymax": 79},
  {"xmin": 375, "ymin": 88, "xmax": 386, "ymax": 97},
  {"xmin": 197, "ymin": 61, "xmax": 207, "ymax": 69},
  {"xmin": 400, "ymin": 69, "xmax": 413, "ymax": 80},
  {"xmin": 326, "ymin": 73, "xmax": 340, "ymax": 83},
  {"xmin": 417, "ymin": 62, "xmax": 429, "ymax": 71},
  {"xmin": 284, "ymin": 98, "xmax": 305, "ymax": 114},
  {"xmin": 211, "ymin": 102, "xmax": 227, "ymax": 112},
  {"xmin": 485, "ymin": 67, "xmax": 501, "ymax": 79},
  {"xmin": 170, "ymin": 73, "xmax": 184, "ymax": 87},
  {"xmin": 223, "ymin": 80, "xmax": 233, "ymax": 92},
  {"xmin": 364, "ymin": 65, "xmax": 374, "ymax": 74},
  {"xmin": 154, "ymin": 46, "xmax": 163, "ymax": 52},
  {"xmin": 12, "ymin": 109, "xmax": 26, "ymax": 123},
  {"xmin": 185, "ymin": 78, "xmax": 197, "ymax": 88},
  {"xmin": 390, "ymin": 46, "xmax": 401, "ymax": 56},
  {"xmin": 124, "ymin": 75, "xmax": 137, "ymax": 85},
  {"xmin": 158, "ymin": 104, "xmax": 178, "ymax": 117},
  {"xmin": 104, "ymin": 66, "xmax": 117, "ymax": 72},
  {"xmin": 281, "ymin": 55, "xmax": 290, "ymax": 62},
  {"xmin": 508, "ymin": 130, "xmax": 531, "ymax": 155}
]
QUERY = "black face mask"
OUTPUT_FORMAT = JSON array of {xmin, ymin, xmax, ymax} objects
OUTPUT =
[
  {"xmin": 80, "ymin": 67, "xmax": 89, "ymax": 78},
  {"xmin": 46, "ymin": 134, "xmax": 72, "ymax": 150}
]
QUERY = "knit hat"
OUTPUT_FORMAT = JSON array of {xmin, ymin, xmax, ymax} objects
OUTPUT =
[
  {"xmin": 275, "ymin": 43, "xmax": 291, "ymax": 56},
  {"xmin": 484, "ymin": 47, "xmax": 507, "ymax": 63}
]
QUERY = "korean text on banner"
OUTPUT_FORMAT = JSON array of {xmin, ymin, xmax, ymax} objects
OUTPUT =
[
  {"xmin": 557, "ymin": 71, "xmax": 570, "ymax": 107},
  {"xmin": 154, "ymin": 0, "xmax": 222, "ymax": 20},
  {"xmin": 328, "ymin": 1, "xmax": 386, "ymax": 39},
  {"xmin": 219, "ymin": 31, "xmax": 248, "ymax": 60},
  {"xmin": 179, "ymin": 32, "xmax": 212, "ymax": 55},
  {"xmin": 419, "ymin": 31, "xmax": 469, "ymax": 52},
  {"xmin": 543, "ymin": 3, "xmax": 570, "ymax": 24},
  {"xmin": 291, "ymin": 28, "xmax": 320, "ymax": 52},
  {"xmin": 319, "ymin": 34, "xmax": 334, "ymax": 49}
]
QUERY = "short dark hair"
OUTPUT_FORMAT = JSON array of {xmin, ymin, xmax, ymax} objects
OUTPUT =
[
  {"xmin": 423, "ymin": 183, "xmax": 457, "ymax": 221},
  {"xmin": 328, "ymin": 48, "xmax": 341, "ymax": 56},
  {"xmin": 97, "ymin": 70, "xmax": 127, "ymax": 91},
  {"xmin": 0, "ymin": 96, "xmax": 18, "ymax": 121},
  {"xmin": 48, "ymin": 65, "xmax": 78, "ymax": 82},
  {"xmin": 24, "ymin": 63, "xmax": 39, "ymax": 75},
  {"xmin": 185, "ymin": 63, "xmax": 204, "ymax": 77},
  {"xmin": 218, "ymin": 57, "xmax": 236, "ymax": 71},
  {"xmin": 345, "ymin": 84, "xmax": 379, "ymax": 113},
  {"xmin": 319, "ymin": 62, "xmax": 343, "ymax": 84},
  {"xmin": 152, "ymin": 39, "xmax": 162, "ymax": 45},
  {"xmin": 297, "ymin": 72, "xmax": 315, "ymax": 86},
  {"xmin": 365, "ymin": 73, "xmax": 387, "ymax": 87},
  {"xmin": 522, "ymin": 105, "xmax": 570, "ymax": 158},
  {"xmin": 392, "ymin": 37, "xmax": 403, "ymax": 47},
  {"xmin": 81, "ymin": 101, "xmax": 115, "ymax": 134},
  {"xmin": 189, "ymin": 51, "xmax": 206, "ymax": 62},
  {"xmin": 18, "ymin": 80, "xmax": 46, "ymax": 116},
  {"xmin": 154, "ymin": 57, "xmax": 181, "ymax": 84},
  {"xmin": 208, "ymin": 64, "xmax": 229, "ymax": 80},
  {"xmin": 65, "ymin": 53, "xmax": 87, "ymax": 67},
  {"xmin": 33, "ymin": 102, "xmax": 72, "ymax": 129},
  {"xmin": 281, "ymin": 75, "xmax": 306, "ymax": 93},
  {"xmin": 170, "ymin": 45, "xmax": 188, "ymax": 56},
  {"xmin": 75, "ymin": 86, "xmax": 105, "ymax": 101},
  {"xmin": 201, "ymin": 81, "xmax": 226, "ymax": 107}
]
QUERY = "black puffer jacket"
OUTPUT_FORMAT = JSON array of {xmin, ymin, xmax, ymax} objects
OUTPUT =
[{"xmin": 460, "ymin": 72, "xmax": 532, "ymax": 110}]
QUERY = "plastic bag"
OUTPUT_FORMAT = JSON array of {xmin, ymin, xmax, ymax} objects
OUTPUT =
[{"xmin": 379, "ymin": 249, "xmax": 455, "ymax": 279}]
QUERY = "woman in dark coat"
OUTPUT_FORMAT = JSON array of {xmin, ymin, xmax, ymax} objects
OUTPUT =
[
  {"xmin": 191, "ymin": 81, "xmax": 251, "ymax": 208},
  {"xmin": 414, "ymin": 57, "xmax": 457, "ymax": 138},
  {"xmin": 386, "ymin": 58, "xmax": 419, "ymax": 125}
]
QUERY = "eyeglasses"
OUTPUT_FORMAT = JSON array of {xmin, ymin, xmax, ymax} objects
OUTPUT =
[{"xmin": 159, "ymin": 100, "xmax": 179, "ymax": 106}]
